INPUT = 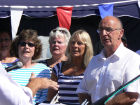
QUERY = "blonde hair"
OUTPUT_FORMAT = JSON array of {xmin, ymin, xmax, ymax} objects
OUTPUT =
[{"xmin": 66, "ymin": 29, "xmax": 94, "ymax": 67}]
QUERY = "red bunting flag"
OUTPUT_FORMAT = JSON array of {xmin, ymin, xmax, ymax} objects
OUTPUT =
[{"xmin": 56, "ymin": 7, "xmax": 73, "ymax": 30}]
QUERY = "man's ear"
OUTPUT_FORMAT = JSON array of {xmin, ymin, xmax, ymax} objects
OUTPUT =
[{"xmin": 119, "ymin": 29, "xmax": 124, "ymax": 40}]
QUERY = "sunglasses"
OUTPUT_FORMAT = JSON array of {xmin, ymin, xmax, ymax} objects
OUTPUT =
[{"xmin": 19, "ymin": 41, "xmax": 35, "ymax": 47}]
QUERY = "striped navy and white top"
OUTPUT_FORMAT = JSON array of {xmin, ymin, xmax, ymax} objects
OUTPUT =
[
  {"xmin": 2, "ymin": 63, "xmax": 51, "ymax": 104},
  {"xmin": 53, "ymin": 62, "xmax": 84, "ymax": 105}
]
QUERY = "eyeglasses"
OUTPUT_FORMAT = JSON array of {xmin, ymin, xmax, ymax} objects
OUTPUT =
[
  {"xmin": 52, "ymin": 29, "xmax": 67, "ymax": 34},
  {"xmin": 19, "ymin": 42, "xmax": 35, "ymax": 47},
  {"xmin": 98, "ymin": 27, "xmax": 121, "ymax": 34}
]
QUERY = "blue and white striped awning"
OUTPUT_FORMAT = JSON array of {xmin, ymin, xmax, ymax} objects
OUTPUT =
[
  {"xmin": 0, "ymin": 0, "xmax": 139, "ymax": 39},
  {"xmin": 0, "ymin": 0, "xmax": 139, "ymax": 18}
]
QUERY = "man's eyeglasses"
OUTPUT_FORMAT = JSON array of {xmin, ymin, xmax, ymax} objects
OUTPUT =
[
  {"xmin": 52, "ymin": 29, "xmax": 67, "ymax": 34},
  {"xmin": 98, "ymin": 27, "xmax": 121, "ymax": 34},
  {"xmin": 19, "ymin": 42, "xmax": 35, "ymax": 47}
]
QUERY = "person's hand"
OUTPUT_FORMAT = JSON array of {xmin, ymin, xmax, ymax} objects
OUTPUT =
[
  {"xmin": 26, "ymin": 73, "xmax": 59, "ymax": 96},
  {"xmin": 106, "ymin": 92, "xmax": 139, "ymax": 105}
]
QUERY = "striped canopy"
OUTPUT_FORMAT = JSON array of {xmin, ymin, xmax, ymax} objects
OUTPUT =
[{"xmin": 0, "ymin": 0, "xmax": 139, "ymax": 18}]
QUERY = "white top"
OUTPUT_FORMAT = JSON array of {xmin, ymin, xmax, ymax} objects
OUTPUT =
[
  {"xmin": 136, "ymin": 50, "xmax": 140, "ymax": 55},
  {"xmin": 0, "ymin": 63, "xmax": 33, "ymax": 105},
  {"xmin": 77, "ymin": 43, "xmax": 140, "ymax": 105}
]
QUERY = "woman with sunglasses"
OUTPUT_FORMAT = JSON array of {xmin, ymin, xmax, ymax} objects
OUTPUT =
[
  {"xmin": 47, "ymin": 29, "xmax": 93, "ymax": 105},
  {"xmin": 39, "ymin": 27, "xmax": 71, "ymax": 69},
  {"xmin": 3, "ymin": 29, "xmax": 51, "ymax": 104}
]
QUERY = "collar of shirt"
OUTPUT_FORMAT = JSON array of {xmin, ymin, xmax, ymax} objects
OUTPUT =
[{"xmin": 98, "ymin": 43, "xmax": 125, "ymax": 62}]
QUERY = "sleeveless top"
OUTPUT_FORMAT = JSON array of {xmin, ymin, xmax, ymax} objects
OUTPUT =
[{"xmin": 53, "ymin": 62, "xmax": 84, "ymax": 105}]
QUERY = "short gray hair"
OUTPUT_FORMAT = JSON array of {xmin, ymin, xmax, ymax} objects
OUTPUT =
[{"xmin": 49, "ymin": 27, "xmax": 71, "ymax": 45}]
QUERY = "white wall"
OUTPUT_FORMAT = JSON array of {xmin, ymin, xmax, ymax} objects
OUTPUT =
[{"xmin": 38, "ymin": 36, "xmax": 52, "ymax": 60}]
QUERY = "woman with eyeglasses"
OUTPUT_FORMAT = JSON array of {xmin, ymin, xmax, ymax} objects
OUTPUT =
[
  {"xmin": 47, "ymin": 29, "xmax": 93, "ymax": 105},
  {"xmin": 39, "ymin": 27, "xmax": 71, "ymax": 69},
  {"xmin": 3, "ymin": 29, "xmax": 51, "ymax": 104}
]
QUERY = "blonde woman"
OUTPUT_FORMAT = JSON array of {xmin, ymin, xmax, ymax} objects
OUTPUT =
[{"xmin": 47, "ymin": 29, "xmax": 93, "ymax": 105}]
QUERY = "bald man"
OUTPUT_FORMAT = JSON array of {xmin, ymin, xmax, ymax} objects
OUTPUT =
[{"xmin": 77, "ymin": 16, "xmax": 140, "ymax": 105}]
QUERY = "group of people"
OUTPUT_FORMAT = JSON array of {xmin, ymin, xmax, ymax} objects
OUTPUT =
[{"xmin": 0, "ymin": 16, "xmax": 140, "ymax": 105}]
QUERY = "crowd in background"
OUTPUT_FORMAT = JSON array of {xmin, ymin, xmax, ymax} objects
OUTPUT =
[{"xmin": 0, "ymin": 16, "xmax": 140, "ymax": 105}]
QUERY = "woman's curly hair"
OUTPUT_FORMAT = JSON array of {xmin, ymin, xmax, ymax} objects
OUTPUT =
[{"xmin": 10, "ymin": 29, "xmax": 42, "ymax": 60}]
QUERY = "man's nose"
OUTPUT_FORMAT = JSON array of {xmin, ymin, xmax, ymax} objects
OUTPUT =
[{"xmin": 99, "ymin": 29, "xmax": 107, "ymax": 36}]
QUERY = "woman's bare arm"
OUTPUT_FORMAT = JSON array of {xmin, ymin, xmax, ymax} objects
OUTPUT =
[{"xmin": 47, "ymin": 72, "xmax": 58, "ymax": 101}]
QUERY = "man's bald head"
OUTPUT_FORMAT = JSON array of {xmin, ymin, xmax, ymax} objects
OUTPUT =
[{"xmin": 99, "ymin": 16, "xmax": 123, "ymax": 29}]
